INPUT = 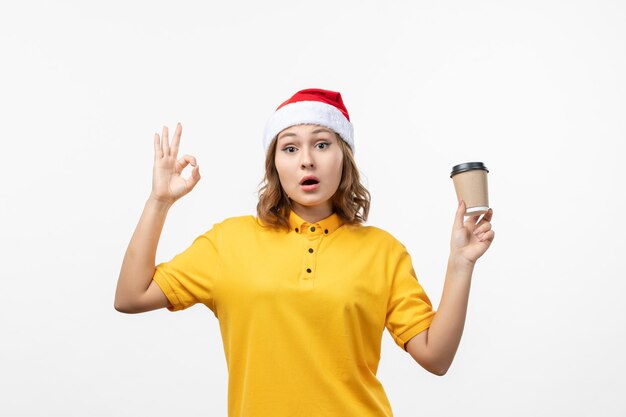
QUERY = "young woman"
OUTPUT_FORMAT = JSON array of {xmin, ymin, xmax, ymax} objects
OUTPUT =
[{"xmin": 114, "ymin": 88, "xmax": 495, "ymax": 417}]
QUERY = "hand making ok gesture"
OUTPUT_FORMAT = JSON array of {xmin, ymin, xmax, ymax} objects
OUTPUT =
[{"xmin": 150, "ymin": 123, "xmax": 201, "ymax": 205}]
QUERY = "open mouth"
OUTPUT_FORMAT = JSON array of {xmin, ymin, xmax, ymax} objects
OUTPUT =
[{"xmin": 300, "ymin": 177, "xmax": 320, "ymax": 191}]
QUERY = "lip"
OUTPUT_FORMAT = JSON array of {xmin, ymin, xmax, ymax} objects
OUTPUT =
[
  {"xmin": 299, "ymin": 175, "xmax": 320, "ymax": 185},
  {"xmin": 300, "ymin": 183, "xmax": 320, "ymax": 192}
]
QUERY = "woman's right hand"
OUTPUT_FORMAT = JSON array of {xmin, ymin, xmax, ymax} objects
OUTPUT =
[{"xmin": 150, "ymin": 123, "xmax": 201, "ymax": 205}]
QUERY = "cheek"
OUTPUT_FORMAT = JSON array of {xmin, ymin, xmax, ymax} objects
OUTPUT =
[
  {"xmin": 333, "ymin": 156, "xmax": 344, "ymax": 182},
  {"xmin": 274, "ymin": 159, "xmax": 293, "ymax": 188},
  {"xmin": 274, "ymin": 158, "xmax": 286, "ymax": 178}
]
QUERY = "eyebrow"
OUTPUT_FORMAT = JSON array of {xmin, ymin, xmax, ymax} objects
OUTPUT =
[{"xmin": 278, "ymin": 128, "xmax": 334, "ymax": 140}]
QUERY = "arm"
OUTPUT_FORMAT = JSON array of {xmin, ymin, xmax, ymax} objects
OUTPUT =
[
  {"xmin": 114, "ymin": 197, "xmax": 173, "ymax": 313},
  {"xmin": 406, "ymin": 200, "xmax": 494, "ymax": 375},
  {"xmin": 114, "ymin": 123, "xmax": 201, "ymax": 313},
  {"xmin": 406, "ymin": 257, "xmax": 474, "ymax": 376}
]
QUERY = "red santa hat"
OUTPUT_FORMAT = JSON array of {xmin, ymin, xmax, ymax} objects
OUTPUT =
[{"xmin": 262, "ymin": 88, "xmax": 355, "ymax": 153}]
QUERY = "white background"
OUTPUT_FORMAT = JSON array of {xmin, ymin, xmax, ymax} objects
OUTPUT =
[{"xmin": 1, "ymin": 1, "xmax": 624, "ymax": 416}]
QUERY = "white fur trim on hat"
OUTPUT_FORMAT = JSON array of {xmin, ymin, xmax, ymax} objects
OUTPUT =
[{"xmin": 262, "ymin": 100, "xmax": 355, "ymax": 153}]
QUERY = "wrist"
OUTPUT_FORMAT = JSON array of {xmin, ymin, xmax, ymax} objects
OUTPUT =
[
  {"xmin": 147, "ymin": 195, "xmax": 174, "ymax": 211},
  {"xmin": 448, "ymin": 253, "xmax": 475, "ymax": 272}
]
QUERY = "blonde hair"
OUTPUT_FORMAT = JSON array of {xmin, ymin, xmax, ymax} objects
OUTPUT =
[{"xmin": 256, "ymin": 133, "xmax": 370, "ymax": 232}]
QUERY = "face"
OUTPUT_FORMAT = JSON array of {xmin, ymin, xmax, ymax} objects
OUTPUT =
[{"xmin": 274, "ymin": 124, "xmax": 344, "ymax": 218}]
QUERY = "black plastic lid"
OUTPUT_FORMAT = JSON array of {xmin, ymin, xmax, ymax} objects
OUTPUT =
[{"xmin": 450, "ymin": 162, "xmax": 489, "ymax": 178}]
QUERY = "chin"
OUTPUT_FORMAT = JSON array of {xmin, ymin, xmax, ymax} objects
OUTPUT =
[
  {"xmin": 291, "ymin": 195, "xmax": 332, "ymax": 207},
  {"xmin": 295, "ymin": 199, "xmax": 326, "ymax": 207}
]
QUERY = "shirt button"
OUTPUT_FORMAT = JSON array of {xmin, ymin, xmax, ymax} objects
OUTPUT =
[
  {"xmin": 310, "ymin": 226, "xmax": 316, "ymax": 232},
  {"xmin": 308, "ymin": 248, "xmax": 314, "ymax": 253},
  {"xmin": 324, "ymin": 229, "xmax": 329, "ymax": 234},
  {"xmin": 306, "ymin": 268, "xmax": 312, "ymax": 273}
]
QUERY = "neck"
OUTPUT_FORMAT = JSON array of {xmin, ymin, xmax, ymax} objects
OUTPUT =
[{"xmin": 290, "ymin": 201, "xmax": 333, "ymax": 223}]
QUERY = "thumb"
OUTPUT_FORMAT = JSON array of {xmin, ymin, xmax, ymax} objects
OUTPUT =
[
  {"xmin": 454, "ymin": 199, "xmax": 466, "ymax": 229},
  {"xmin": 186, "ymin": 164, "xmax": 201, "ymax": 188}
]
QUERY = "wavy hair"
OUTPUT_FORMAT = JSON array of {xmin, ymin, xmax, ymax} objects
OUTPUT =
[{"xmin": 256, "ymin": 133, "xmax": 370, "ymax": 232}]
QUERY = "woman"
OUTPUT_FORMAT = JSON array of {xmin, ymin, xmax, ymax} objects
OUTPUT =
[{"xmin": 114, "ymin": 88, "xmax": 495, "ymax": 417}]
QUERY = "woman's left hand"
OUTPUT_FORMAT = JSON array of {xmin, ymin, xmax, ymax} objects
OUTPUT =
[{"xmin": 450, "ymin": 200, "xmax": 495, "ymax": 266}]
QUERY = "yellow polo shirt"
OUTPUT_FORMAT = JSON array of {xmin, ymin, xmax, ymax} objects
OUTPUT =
[{"xmin": 153, "ymin": 210, "xmax": 436, "ymax": 417}]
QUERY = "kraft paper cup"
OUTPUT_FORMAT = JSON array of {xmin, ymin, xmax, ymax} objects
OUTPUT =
[{"xmin": 450, "ymin": 162, "xmax": 490, "ymax": 216}]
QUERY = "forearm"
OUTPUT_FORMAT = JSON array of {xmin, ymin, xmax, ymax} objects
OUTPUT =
[
  {"xmin": 426, "ymin": 256, "xmax": 475, "ymax": 374},
  {"xmin": 114, "ymin": 197, "xmax": 172, "ymax": 309}
]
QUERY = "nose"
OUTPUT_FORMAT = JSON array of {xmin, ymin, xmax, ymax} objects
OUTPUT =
[{"xmin": 300, "ymin": 148, "xmax": 314, "ymax": 169}]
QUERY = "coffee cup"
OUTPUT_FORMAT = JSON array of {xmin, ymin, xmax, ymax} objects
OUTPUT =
[{"xmin": 450, "ymin": 162, "xmax": 490, "ymax": 216}]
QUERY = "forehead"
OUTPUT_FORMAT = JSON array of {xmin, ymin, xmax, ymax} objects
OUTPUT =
[{"xmin": 277, "ymin": 124, "xmax": 335, "ymax": 140}]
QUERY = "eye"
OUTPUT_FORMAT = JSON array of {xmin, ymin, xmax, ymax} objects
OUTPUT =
[
  {"xmin": 316, "ymin": 142, "xmax": 330, "ymax": 149},
  {"xmin": 282, "ymin": 146, "xmax": 297, "ymax": 153}
]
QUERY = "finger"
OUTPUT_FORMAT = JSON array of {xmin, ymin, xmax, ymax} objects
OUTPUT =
[
  {"xmin": 174, "ymin": 155, "xmax": 197, "ymax": 174},
  {"xmin": 170, "ymin": 122, "xmax": 182, "ymax": 158},
  {"xmin": 478, "ymin": 230, "xmax": 495, "ymax": 242},
  {"xmin": 183, "ymin": 164, "xmax": 201, "ymax": 192},
  {"xmin": 188, "ymin": 164, "xmax": 201, "ymax": 186},
  {"xmin": 154, "ymin": 133, "xmax": 163, "ymax": 159},
  {"xmin": 174, "ymin": 156, "xmax": 189, "ymax": 174},
  {"xmin": 482, "ymin": 208, "xmax": 493, "ymax": 222},
  {"xmin": 162, "ymin": 126, "xmax": 170, "ymax": 156},
  {"xmin": 475, "ymin": 208, "xmax": 494, "ymax": 228},
  {"xmin": 454, "ymin": 200, "xmax": 466, "ymax": 229},
  {"xmin": 465, "ymin": 213, "xmax": 481, "ymax": 226},
  {"xmin": 473, "ymin": 223, "xmax": 492, "ymax": 236}
]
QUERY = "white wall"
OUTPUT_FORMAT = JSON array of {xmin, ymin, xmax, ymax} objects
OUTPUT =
[{"xmin": 1, "ymin": 1, "xmax": 624, "ymax": 415}]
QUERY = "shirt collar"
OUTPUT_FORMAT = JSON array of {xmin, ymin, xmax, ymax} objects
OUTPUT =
[{"xmin": 288, "ymin": 210, "xmax": 344, "ymax": 236}]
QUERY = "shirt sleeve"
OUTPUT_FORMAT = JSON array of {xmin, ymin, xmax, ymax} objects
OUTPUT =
[
  {"xmin": 152, "ymin": 223, "xmax": 222, "ymax": 314},
  {"xmin": 385, "ymin": 246, "xmax": 436, "ymax": 351}
]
